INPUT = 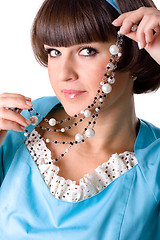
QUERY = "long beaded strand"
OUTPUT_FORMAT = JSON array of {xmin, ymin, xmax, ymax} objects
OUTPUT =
[{"xmin": 24, "ymin": 31, "xmax": 123, "ymax": 163}]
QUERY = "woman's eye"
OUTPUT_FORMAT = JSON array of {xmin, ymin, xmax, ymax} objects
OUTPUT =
[
  {"xmin": 80, "ymin": 47, "xmax": 98, "ymax": 56},
  {"xmin": 46, "ymin": 49, "xmax": 61, "ymax": 58}
]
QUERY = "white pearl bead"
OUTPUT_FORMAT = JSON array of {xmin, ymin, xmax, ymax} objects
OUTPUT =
[
  {"xmin": 65, "ymin": 148, "xmax": 69, "ymax": 153},
  {"xmin": 46, "ymin": 139, "xmax": 50, "ymax": 143},
  {"xmin": 49, "ymin": 118, "xmax": 56, "ymax": 126},
  {"xmin": 85, "ymin": 128, "xmax": 95, "ymax": 138},
  {"xmin": 75, "ymin": 133, "xmax": 84, "ymax": 142},
  {"xmin": 107, "ymin": 62, "xmax": 114, "ymax": 71},
  {"xmin": 29, "ymin": 116, "xmax": 38, "ymax": 126},
  {"xmin": 108, "ymin": 77, "xmax": 115, "ymax": 84},
  {"xmin": 100, "ymin": 81, "xmax": 104, "ymax": 86},
  {"xmin": 24, "ymin": 133, "xmax": 28, "ymax": 137},
  {"xmin": 95, "ymin": 108, "xmax": 99, "ymax": 112},
  {"xmin": 61, "ymin": 128, "xmax": 65, "ymax": 132},
  {"xmin": 84, "ymin": 110, "xmax": 91, "ymax": 118},
  {"xmin": 102, "ymin": 84, "xmax": 112, "ymax": 94},
  {"xmin": 131, "ymin": 25, "xmax": 137, "ymax": 32},
  {"xmin": 80, "ymin": 110, "xmax": 85, "ymax": 114},
  {"xmin": 109, "ymin": 45, "xmax": 119, "ymax": 55},
  {"xmin": 99, "ymin": 98, "xmax": 103, "ymax": 103},
  {"xmin": 118, "ymin": 52, "xmax": 122, "ymax": 57}
]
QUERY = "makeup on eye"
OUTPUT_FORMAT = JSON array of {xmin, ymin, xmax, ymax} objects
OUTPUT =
[
  {"xmin": 44, "ymin": 45, "xmax": 99, "ymax": 58},
  {"xmin": 45, "ymin": 48, "xmax": 61, "ymax": 58},
  {"xmin": 79, "ymin": 46, "xmax": 99, "ymax": 56}
]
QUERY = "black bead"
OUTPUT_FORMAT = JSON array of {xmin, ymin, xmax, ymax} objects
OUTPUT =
[
  {"xmin": 85, "ymin": 128, "xmax": 87, "ymax": 131},
  {"xmin": 89, "ymin": 121, "xmax": 91, "ymax": 124},
  {"xmin": 74, "ymin": 123, "xmax": 77, "ymax": 126},
  {"xmin": 75, "ymin": 141, "xmax": 78, "ymax": 144},
  {"xmin": 31, "ymin": 147, "xmax": 33, "ymax": 150},
  {"xmin": 68, "ymin": 118, "xmax": 71, "ymax": 120},
  {"xmin": 104, "ymin": 73, "xmax": 107, "ymax": 77},
  {"xmin": 98, "ymin": 107, "xmax": 101, "ymax": 110},
  {"xmin": 49, "ymin": 162, "xmax": 52, "ymax": 164},
  {"xmin": 97, "ymin": 90, "xmax": 100, "ymax": 93},
  {"xmin": 74, "ymin": 114, "xmax": 77, "ymax": 118},
  {"xmin": 55, "ymin": 141, "xmax": 57, "ymax": 144},
  {"xmin": 63, "ymin": 142, "xmax": 65, "ymax": 144},
  {"xmin": 82, "ymin": 140, "xmax": 85, "ymax": 142},
  {"xmin": 61, "ymin": 154, "xmax": 64, "ymax": 157},
  {"xmin": 34, "ymin": 153, "xmax": 36, "ymax": 156},
  {"xmin": 94, "ymin": 97, "xmax": 97, "ymax": 100},
  {"xmin": 92, "ymin": 115, "xmax": 95, "ymax": 118},
  {"xmin": 70, "ymin": 142, "xmax": 74, "ymax": 145},
  {"xmin": 80, "ymin": 119, "xmax": 83, "ymax": 122},
  {"xmin": 91, "ymin": 104, "xmax": 94, "ymax": 107},
  {"xmin": 36, "ymin": 113, "xmax": 39, "ymax": 116},
  {"xmin": 55, "ymin": 159, "xmax": 58, "ymax": 161},
  {"xmin": 88, "ymin": 106, "xmax": 91, "ymax": 109},
  {"xmin": 68, "ymin": 126, "xmax": 71, "ymax": 129},
  {"xmin": 60, "ymin": 120, "xmax": 63, "ymax": 123},
  {"xmin": 93, "ymin": 121, "xmax": 96, "ymax": 124},
  {"xmin": 96, "ymin": 114, "xmax": 98, "ymax": 117}
]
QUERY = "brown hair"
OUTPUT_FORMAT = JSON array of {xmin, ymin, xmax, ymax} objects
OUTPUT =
[{"xmin": 31, "ymin": 0, "xmax": 160, "ymax": 94}]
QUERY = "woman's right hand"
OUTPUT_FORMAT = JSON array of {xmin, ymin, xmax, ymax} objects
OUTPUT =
[{"xmin": 0, "ymin": 93, "xmax": 33, "ymax": 145}]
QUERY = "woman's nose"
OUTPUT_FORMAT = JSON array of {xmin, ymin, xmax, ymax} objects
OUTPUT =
[{"xmin": 58, "ymin": 58, "xmax": 79, "ymax": 82}]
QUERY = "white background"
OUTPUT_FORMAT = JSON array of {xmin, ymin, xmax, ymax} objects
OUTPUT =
[{"xmin": 0, "ymin": 0, "xmax": 160, "ymax": 127}]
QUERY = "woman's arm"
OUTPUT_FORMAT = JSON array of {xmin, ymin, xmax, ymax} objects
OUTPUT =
[{"xmin": 112, "ymin": 7, "xmax": 160, "ymax": 64}]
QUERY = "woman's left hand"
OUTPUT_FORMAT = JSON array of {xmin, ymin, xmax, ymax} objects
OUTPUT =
[{"xmin": 112, "ymin": 7, "xmax": 160, "ymax": 65}]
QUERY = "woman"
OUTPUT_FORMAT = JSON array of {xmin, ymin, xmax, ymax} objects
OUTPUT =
[{"xmin": 0, "ymin": 0, "xmax": 160, "ymax": 239}]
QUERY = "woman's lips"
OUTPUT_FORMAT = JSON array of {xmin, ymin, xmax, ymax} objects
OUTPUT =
[{"xmin": 62, "ymin": 89, "xmax": 87, "ymax": 99}]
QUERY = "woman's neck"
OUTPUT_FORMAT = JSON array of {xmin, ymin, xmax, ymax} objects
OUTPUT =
[{"xmin": 69, "ymin": 95, "xmax": 139, "ymax": 157}]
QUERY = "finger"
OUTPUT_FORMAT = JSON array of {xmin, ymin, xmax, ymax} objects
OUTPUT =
[
  {"xmin": 0, "ymin": 95, "xmax": 33, "ymax": 109},
  {"xmin": 0, "ymin": 118, "xmax": 26, "ymax": 132},
  {"xmin": 154, "ymin": 26, "xmax": 160, "ymax": 33},
  {"xmin": 112, "ymin": 12, "xmax": 131, "ymax": 26},
  {"xmin": 0, "ymin": 108, "xmax": 31, "ymax": 127},
  {"xmin": 119, "ymin": 19, "xmax": 139, "ymax": 35},
  {"xmin": 0, "ymin": 92, "xmax": 31, "ymax": 101},
  {"xmin": 145, "ymin": 28, "xmax": 155, "ymax": 44}
]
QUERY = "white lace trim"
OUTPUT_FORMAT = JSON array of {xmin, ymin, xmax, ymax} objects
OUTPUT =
[{"xmin": 25, "ymin": 129, "xmax": 138, "ymax": 202}]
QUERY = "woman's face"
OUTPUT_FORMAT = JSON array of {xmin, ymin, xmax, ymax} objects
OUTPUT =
[{"xmin": 44, "ymin": 41, "xmax": 132, "ymax": 117}]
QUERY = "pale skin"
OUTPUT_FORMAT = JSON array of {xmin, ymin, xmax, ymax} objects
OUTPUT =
[{"xmin": 0, "ymin": 7, "xmax": 159, "ymax": 183}]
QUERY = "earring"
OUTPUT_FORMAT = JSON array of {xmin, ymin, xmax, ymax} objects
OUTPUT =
[{"xmin": 132, "ymin": 75, "xmax": 137, "ymax": 81}]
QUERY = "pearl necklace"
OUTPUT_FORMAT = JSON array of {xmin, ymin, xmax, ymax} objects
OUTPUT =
[{"xmin": 24, "ymin": 31, "xmax": 124, "ymax": 163}]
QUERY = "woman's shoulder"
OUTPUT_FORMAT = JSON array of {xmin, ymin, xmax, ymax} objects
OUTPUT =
[{"xmin": 138, "ymin": 118, "xmax": 160, "ymax": 144}]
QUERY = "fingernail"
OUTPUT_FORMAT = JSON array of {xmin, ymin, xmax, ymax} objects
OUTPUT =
[
  {"xmin": 20, "ymin": 126, "xmax": 26, "ymax": 131},
  {"xmin": 112, "ymin": 19, "xmax": 117, "ymax": 24},
  {"xmin": 26, "ymin": 101, "xmax": 33, "ymax": 106},
  {"xmin": 25, "ymin": 97, "xmax": 31, "ymax": 101},
  {"xmin": 138, "ymin": 41, "xmax": 142, "ymax": 50},
  {"xmin": 25, "ymin": 119, "xmax": 31, "ymax": 125}
]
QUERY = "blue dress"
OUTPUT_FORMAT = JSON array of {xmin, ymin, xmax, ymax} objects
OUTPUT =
[{"xmin": 0, "ymin": 96, "xmax": 160, "ymax": 240}]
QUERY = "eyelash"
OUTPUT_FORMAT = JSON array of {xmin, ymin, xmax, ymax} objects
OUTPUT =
[
  {"xmin": 80, "ymin": 46, "xmax": 99, "ymax": 56},
  {"xmin": 44, "ymin": 46, "xmax": 98, "ymax": 57}
]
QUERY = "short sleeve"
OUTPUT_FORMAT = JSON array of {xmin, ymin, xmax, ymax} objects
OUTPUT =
[
  {"xmin": 0, "ymin": 145, "xmax": 4, "ymax": 186},
  {"xmin": 0, "ymin": 130, "xmax": 25, "ymax": 187}
]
